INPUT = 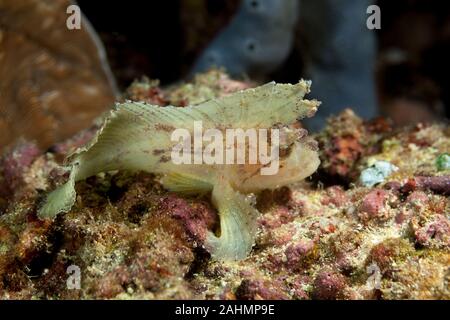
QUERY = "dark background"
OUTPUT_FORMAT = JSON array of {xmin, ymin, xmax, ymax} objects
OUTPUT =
[{"xmin": 77, "ymin": 0, "xmax": 450, "ymax": 122}]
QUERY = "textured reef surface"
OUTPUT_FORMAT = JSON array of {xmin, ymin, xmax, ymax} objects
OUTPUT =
[{"xmin": 0, "ymin": 70, "xmax": 448, "ymax": 299}]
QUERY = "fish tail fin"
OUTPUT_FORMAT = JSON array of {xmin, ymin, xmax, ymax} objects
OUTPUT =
[{"xmin": 38, "ymin": 165, "xmax": 78, "ymax": 219}]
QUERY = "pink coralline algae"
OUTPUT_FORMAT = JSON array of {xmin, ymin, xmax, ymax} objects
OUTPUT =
[
  {"xmin": 406, "ymin": 191, "xmax": 429, "ymax": 208},
  {"xmin": 401, "ymin": 176, "xmax": 450, "ymax": 195},
  {"xmin": 159, "ymin": 194, "xmax": 218, "ymax": 244},
  {"xmin": 358, "ymin": 189, "xmax": 391, "ymax": 222},
  {"xmin": 413, "ymin": 215, "xmax": 450, "ymax": 249},
  {"xmin": 284, "ymin": 240, "xmax": 317, "ymax": 270},
  {"xmin": 321, "ymin": 186, "xmax": 349, "ymax": 208},
  {"xmin": 312, "ymin": 270, "xmax": 347, "ymax": 300},
  {"xmin": 0, "ymin": 142, "xmax": 40, "ymax": 194},
  {"xmin": 235, "ymin": 279, "xmax": 289, "ymax": 300}
]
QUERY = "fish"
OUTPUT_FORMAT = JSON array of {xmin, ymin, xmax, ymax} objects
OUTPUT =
[{"xmin": 38, "ymin": 80, "xmax": 320, "ymax": 260}]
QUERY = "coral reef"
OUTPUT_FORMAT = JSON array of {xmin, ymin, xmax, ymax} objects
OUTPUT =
[{"xmin": 0, "ymin": 71, "xmax": 448, "ymax": 300}]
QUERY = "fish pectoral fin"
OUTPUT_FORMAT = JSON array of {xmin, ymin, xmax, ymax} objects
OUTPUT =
[
  {"xmin": 205, "ymin": 182, "xmax": 259, "ymax": 260},
  {"xmin": 161, "ymin": 172, "xmax": 213, "ymax": 195}
]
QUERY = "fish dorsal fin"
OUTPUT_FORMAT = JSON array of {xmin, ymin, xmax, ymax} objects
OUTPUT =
[{"xmin": 187, "ymin": 80, "xmax": 319, "ymax": 129}]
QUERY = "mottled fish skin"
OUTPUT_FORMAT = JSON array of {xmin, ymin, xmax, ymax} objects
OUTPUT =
[{"xmin": 38, "ymin": 80, "xmax": 321, "ymax": 260}]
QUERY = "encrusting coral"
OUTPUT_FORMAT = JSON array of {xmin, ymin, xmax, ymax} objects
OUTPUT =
[{"xmin": 0, "ymin": 70, "xmax": 448, "ymax": 300}]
